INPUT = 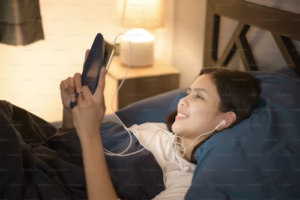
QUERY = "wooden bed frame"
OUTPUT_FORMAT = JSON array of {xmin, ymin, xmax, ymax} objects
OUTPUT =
[{"xmin": 203, "ymin": 0, "xmax": 300, "ymax": 75}]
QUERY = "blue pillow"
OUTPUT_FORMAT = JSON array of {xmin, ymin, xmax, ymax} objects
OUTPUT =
[
  {"xmin": 185, "ymin": 68, "xmax": 300, "ymax": 199},
  {"xmin": 115, "ymin": 88, "xmax": 187, "ymax": 127}
]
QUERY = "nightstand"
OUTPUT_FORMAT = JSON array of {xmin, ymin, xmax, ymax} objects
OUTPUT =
[{"xmin": 104, "ymin": 58, "xmax": 180, "ymax": 113}]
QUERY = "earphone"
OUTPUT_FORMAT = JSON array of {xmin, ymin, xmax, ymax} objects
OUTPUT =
[
  {"xmin": 171, "ymin": 119, "xmax": 227, "ymax": 159},
  {"xmin": 102, "ymin": 33, "xmax": 227, "ymax": 158},
  {"xmin": 185, "ymin": 119, "xmax": 226, "ymax": 150},
  {"xmin": 216, "ymin": 119, "xmax": 226, "ymax": 129}
]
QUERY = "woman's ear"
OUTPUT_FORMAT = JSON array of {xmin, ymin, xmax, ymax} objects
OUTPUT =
[{"xmin": 216, "ymin": 111, "xmax": 236, "ymax": 131}]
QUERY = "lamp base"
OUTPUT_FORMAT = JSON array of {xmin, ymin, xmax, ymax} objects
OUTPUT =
[{"xmin": 120, "ymin": 28, "xmax": 155, "ymax": 67}]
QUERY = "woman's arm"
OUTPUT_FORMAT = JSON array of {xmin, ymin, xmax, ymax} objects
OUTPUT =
[
  {"xmin": 62, "ymin": 108, "xmax": 75, "ymax": 130},
  {"xmin": 71, "ymin": 66, "xmax": 118, "ymax": 199},
  {"xmin": 80, "ymin": 130, "xmax": 119, "ymax": 200}
]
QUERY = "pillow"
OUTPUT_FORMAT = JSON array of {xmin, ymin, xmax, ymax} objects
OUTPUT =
[
  {"xmin": 115, "ymin": 88, "xmax": 187, "ymax": 127},
  {"xmin": 185, "ymin": 68, "xmax": 300, "ymax": 199}
]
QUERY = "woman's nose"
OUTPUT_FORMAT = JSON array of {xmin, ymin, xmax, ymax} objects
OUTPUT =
[{"xmin": 179, "ymin": 97, "xmax": 188, "ymax": 107}]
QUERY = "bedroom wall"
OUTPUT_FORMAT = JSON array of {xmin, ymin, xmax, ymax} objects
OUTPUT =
[
  {"xmin": 173, "ymin": 0, "xmax": 207, "ymax": 88},
  {"xmin": 173, "ymin": 0, "xmax": 300, "ymax": 88},
  {"xmin": 0, "ymin": 0, "xmax": 174, "ymax": 123}
]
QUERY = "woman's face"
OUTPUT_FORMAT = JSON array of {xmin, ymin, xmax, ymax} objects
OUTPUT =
[{"xmin": 172, "ymin": 74, "xmax": 224, "ymax": 139}]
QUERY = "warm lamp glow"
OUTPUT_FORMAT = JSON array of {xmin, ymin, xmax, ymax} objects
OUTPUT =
[
  {"xmin": 117, "ymin": 0, "xmax": 165, "ymax": 66},
  {"xmin": 121, "ymin": 28, "xmax": 155, "ymax": 43},
  {"xmin": 117, "ymin": 0, "xmax": 165, "ymax": 30},
  {"xmin": 120, "ymin": 28, "xmax": 155, "ymax": 66}
]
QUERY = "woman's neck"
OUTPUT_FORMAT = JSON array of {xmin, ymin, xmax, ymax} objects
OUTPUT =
[
  {"xmin": 181, "ymin": 148, "xmax": 193, "ymax": 162},
  {"xmin": 176, "ymin": 137, "xmax": 194, "ymax": 163},
  {"xmin": 176, "ymin": 133, "xmax": 211, "ymax": 163}
]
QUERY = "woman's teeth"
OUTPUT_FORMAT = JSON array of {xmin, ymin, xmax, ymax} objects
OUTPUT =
[{"xmin": 177, "ymin": 113, "xmax": 187, "ymax": 118}]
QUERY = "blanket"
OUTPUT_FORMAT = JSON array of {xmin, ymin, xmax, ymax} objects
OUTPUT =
[{"xmin": 0, "ymin": 100, "xmax": 165, "ymax": 200}]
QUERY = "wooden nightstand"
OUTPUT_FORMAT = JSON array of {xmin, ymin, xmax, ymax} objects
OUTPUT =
[{"xmin": 104, "ymin": 58, "xmax": 180, "ymax": 114}]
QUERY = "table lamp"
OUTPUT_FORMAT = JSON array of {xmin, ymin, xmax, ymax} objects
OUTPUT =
[{"xmin": 117, "ymin": 0, "xmax": 165, "ymax": 67}]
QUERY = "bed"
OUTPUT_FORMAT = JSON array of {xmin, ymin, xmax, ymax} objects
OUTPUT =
[
  {"xmin": 1, "ymin": 0, "xmax": 300, "ymax": 199},
  {"xmin": 97, "ymin": 0, "xmax": 300, "ymax": 199}
]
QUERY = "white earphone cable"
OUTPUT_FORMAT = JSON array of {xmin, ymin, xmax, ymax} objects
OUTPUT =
[{"xmin": 103, "ymin": 33, "xmax": 226, "ymax": 158}]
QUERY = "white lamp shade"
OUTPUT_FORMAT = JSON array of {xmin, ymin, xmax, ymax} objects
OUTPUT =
[
  {"xmin": 120, "ymin": 28, "xmax": 155, "ymax": 67},
  {"xmin": 117, "ymin": 0, "xmax": 165, "ymax": 30}
]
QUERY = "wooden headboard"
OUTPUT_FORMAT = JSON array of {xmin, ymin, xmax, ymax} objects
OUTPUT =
[{"xmin": 203, "ymin": 0, "xmax": 300, "ymax": 75}]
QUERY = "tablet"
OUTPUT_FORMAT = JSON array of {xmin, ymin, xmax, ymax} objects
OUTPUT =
[{"xmin": 70, "ymin": 33, "xmax": 115, "ymax": 109}]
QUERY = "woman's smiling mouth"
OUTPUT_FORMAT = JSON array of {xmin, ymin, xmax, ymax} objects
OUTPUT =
[{"xmin": 176, "ymin": 112, "xmax": 188, "ymax": 120}]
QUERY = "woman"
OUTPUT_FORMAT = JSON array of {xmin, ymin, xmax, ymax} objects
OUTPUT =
[
  {"xmin": 166, "ymin": 66, "xmax": 262, "ymax": 164},
  {"xmin": 61, "ymin": 49, "xmax": 261, "ymax": 200}
]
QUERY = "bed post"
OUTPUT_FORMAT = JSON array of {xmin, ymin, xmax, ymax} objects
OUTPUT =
[
  {"xmin": 201, "ymin": 0, "xmax": 300, "ymax": 75},
  {"xmin": 202, "ymin": 0, "xmax": 219, "ymax": 72}
]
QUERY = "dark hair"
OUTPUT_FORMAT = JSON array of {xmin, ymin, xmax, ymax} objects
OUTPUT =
[{"xmin": 166, "ymin": 67, "xmax": 261, "ymax": 164}]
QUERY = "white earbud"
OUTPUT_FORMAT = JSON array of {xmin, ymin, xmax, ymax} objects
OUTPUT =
[
  {"xmin": 221, "ymin": 119, "xmax": 226, "ymax": 125},
  {"xmin": 214, "ymin": 119, "xmax": 226, "ymax": 130}
]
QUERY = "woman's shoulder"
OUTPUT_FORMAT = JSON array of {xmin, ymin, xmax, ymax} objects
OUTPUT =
[
  {"xmin": 129, "ymin": 122, "xmax": 169, "ymax": 132},
  {"xmin": 129, "ymin": 122, "xmax": 173, "ymax": 147}
]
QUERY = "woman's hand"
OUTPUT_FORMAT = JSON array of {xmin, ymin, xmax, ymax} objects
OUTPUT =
[
  {"xmin": 72, "ymin": 66, "xmax": 107, "ymax": 140},
  {"xmin": 60, "ymin": 49, "xmax": 90, "ymax": 110}
]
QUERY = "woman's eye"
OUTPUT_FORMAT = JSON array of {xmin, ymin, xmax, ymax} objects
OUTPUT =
[
  {"xmin": 185, "ymin": 92, "xmax": 203, "ymax": 100},
  {"xmin": 196, "ymin": 95, "xmax": 203, "ymax": 100}
]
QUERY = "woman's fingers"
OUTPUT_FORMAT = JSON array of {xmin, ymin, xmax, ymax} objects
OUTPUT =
[
  {"xmin": 60, "ymin": 80, "xmax": 68, "ymax": 91},
  {"xmin": 74, "ymin": 73, "xmax": 82, "ymax": 93},
  {"xmin": 67, "ymin": 77, "xmax": 76, "ymax": 102},
  {"xmin": 81, "ymin": 86, "xmax": 92, "ymax": 102},
  {"xmin": 77, "ymin": 92, "xmax": 84, "ymax": 105}
]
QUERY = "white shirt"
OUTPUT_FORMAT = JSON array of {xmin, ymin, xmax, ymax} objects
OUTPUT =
[{"xmin": 129, "ymin": 122, "xmax": 196, "ymax": 200}]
